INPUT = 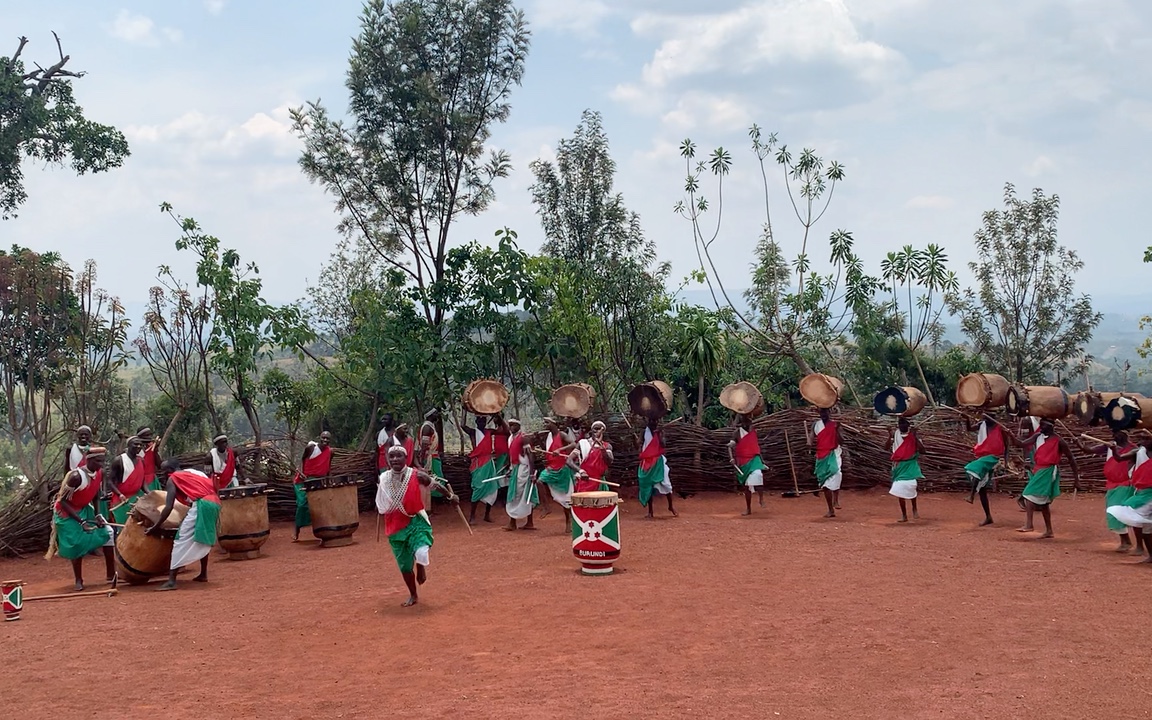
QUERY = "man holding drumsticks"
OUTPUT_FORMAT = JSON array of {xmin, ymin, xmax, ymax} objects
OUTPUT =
[
  {"xmin": 567, "ymin": 420, "xmax": 614, "ymax": 493},
  {"xmin": 377, "ymin": 445, "xmax": 459, "ymax": 607}
]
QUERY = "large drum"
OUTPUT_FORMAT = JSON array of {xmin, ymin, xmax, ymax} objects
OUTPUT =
[
  {"xmin": 570, "ymin": 491, "xmax": 621, "ymax": 576},
  {"xmin": 301, "ymin": 476, "xmax": 361, "ymax": 548},
  {"xmin": 873, "ymin": 386, "xmax": 927, "ymax": 417},
  {"xmin": 1006, "ymin": 385, "xmax": 1070, "ymax": 419},
  {"xmin": 2, "ymin": 580, "xmax": 22, "ymax": 622},
  {"xmin": 956, "ymin": 372, "xmax": 1010, "ymax": 409},
  {"xmin": 800, "ymin": 374, "xmax": 844, "ymax": 409},
  {"xmin": 115, "ymin": 490, "xmax": 188, "ymax": 585},
  {"xmin": 218, "ymin": 483, "xmax": 273, "ymax": 560}
]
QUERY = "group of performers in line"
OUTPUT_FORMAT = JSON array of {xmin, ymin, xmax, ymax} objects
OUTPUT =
[
  {"xmin": 43, "ymin": 402, "xmax": 1152, "ymax": 605},
  {"xmin": 46, "ymin": 426, "xmax": 239, "ymax": 591}
]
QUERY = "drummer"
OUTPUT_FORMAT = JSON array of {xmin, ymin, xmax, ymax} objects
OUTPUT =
[
  {"xmin": 567, "ymin": 420, "xmax": 614, "ymax": 493},
  {"xmin": 729, "ymin": 412, "xmax": 765, "ymax": 515},
  {"xmin": 206, "ymin": 434, "xmax": 240, "ymax": 490},
  {"xmin": 504, "ymin": 419, "xmax": 539, "ymax": 530},
  {"xmin": 137, "ymin": 427, "xmax": 163, "ymax": 491},
  {"xmin": 148, "ymin": 460, "xmax": 222, "ymax": 590},
  {"xmin": 807, "ymin": 407, "xmax": 843, "ymax": 518},
  {"xmin": 963, "ymin": 413, "xmax": 1009, "ymax": 527},
  {"xmin": 637, "ymin": 415, "xmax": 676, "ymax": 519},
  {"xmin": 376, "ymin": 413, "xmax": 399, "ymax": 471},
  {"xmin": 460, "ymin": 413, "xmax": 509, "ymax": 524},
  {"xmin": 885, "ymin": 417, "xmax": 925, "ymax": 522},
  {"xmin": 1017, "ymin": 419, "xmax": 1081, "ymax": 539},
  {"xmin": 536, "ymin": 417, "xmax": 576, "ymax": 527},
  {"xmin": 63, "ymin": 424, "xmax": 92, "ymax": 473},
  {"xmin": 45, "ymin": 447, "xmax": 115, "ymax": 591},
  {"xmin": 417, "ymin": 419, "xmax": 447, "ymax": 511},
  {"xmin": 293, "ymin": 431, "xmax": 333, "ymax": 541},
  {"xmin": 376, "ymin": 445, "xmax": 458, "ymax": 607},
  {"xmin": 105, "ymin": 435, "xmax": 148, "ymax": 525}
]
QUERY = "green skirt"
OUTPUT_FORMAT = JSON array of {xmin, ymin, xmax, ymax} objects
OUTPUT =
[
  {"xmin": 815, "ymin": 452, "xmax": 841, "ymax": 485},
  {"xmin": 736, "ymin": 456, "xmax": 765, "ymax": 486},
  {"xmin": 388, "ymin": 514, "xmax": 434, "ymax": 574},
  {"xmin": 53, "ymin": 509, "xmax": 112, "ymax": 560},
  {"xmin": 110, "ymin": 489, "xmax": 147, "ymax": 525},
  {"xmin": 891, "ymin": 458, "xmax": 924, "ymax": 482},
  {"xmin": 964, "ymin": 454, "xmax": 1000, "ymax": 492},
  {"xmin": 428, "ymin": 458, "xmax": 447, "ymax": 497},
  {"xmin": 294, "ymin": 483, "xmax": 311, "ymax": 529},
  {"xmin": 470, "ymin": 459, "xmax": 500, "ymax": 503},
  {"xmin": 1022, "ymin": 466, "xmax": 1060, "ymax": 505},
  {"xmin": 1105, "ymin": 485, "xmax": 1135, "ymax": 533},
  {"xmin": 190, "ymin": 499, "xmax": 221, "ymax": 546},
  {"xmin": 637, "ymin": 457, "xmax": 667, "ymax": 507}
]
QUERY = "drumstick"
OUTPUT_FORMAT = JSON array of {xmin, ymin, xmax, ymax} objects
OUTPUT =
[
  {"xmin": 453, "ymin": 503, "xmax": 474, "ymax": 536},
  {"xmin": 587, "ymin": 478, "xmax": 621, "ymax": 488},
  {"xmin": 25, "ymin": 588, "xmax": 118, "ymax": 601}
]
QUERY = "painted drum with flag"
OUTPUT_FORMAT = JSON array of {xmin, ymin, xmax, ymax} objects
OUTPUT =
[
  {"xmin": 2, "ymin": 580, "xmax": 23, "ymax": 621},
  {"xmin": 571, "ymin": 491, "xmax": 621, "ymax": 575}
]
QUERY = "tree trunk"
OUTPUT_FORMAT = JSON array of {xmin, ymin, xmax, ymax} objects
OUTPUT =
[
  {"xmin": 696, "ymin": 375, "xmax": 705, "ymax": 426},
  {"xmin": 158, "ymin": 406, "xmax": 186, "ymax": 455}
]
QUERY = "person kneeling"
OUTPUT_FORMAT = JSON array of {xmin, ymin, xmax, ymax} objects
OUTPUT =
[
  {"xmin": 377, "ymin": 446, "xmax": 459, "ymax": 607},
  {"xmin": 149, "ymin": 460, "xmax": 222, "ymax": 591}
]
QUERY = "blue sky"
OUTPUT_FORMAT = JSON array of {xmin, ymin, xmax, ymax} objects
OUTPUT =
[{"xmin": 4, "ymin": 0, "xmax": 1151, "ymax": 313}]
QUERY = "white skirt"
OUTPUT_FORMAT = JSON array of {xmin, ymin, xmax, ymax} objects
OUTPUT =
[
  {"xmin": 170, "ymin": 504, "xmax": 212, "ymax": 570},
  {"xmin": 889, "ymin": 480, "xmax": 918, "ymax": 499},
  {"xmin": 505, "ymin": 465, "xmax": 537, "ymax": 520},
  {"xmin": 744, "ymin": 468, "xmax": 763, "ymax": 490},
  {"xmin": 652, "ymin": 459, "xmax": 673, "ymax": 496},
  {"xmin": 822, "ymin": 472, "xmax": 843, "ymax": 492},
  {"xmin": 1108, "ymin": 503, "xmax": 1152, "ymax": 529},
  {"xmin": 1023, "ymin": 494, "xmax": 1051, "ymax": 506}
]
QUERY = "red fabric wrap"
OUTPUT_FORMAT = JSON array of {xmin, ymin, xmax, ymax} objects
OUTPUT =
[
  {"xmin": 734, "ymin": 429, "xmax": 759, "ymax": 466},
  {"xmin": 890, "ymin": 432, "xmax": 918, "ymax": 462},
  {"xmin": 171, "ymin": 470, "xmax": 220, "ymax": 505},
  {"xmin": 384, "ymin": 470, "xmax": 425, "ymax": 536},
  {"xmin": 972, "ymin": 424, "xmax": 1005, "ymax": 458},
  {"xmin": 815, "ymin": 421, "xmax": 839, "ymax": 459},
  {"xmin": 1032, "ymin": 434, "xmax": 1061, "ymax": 470}
]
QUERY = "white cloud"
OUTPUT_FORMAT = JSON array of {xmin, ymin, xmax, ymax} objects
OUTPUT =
[
  {"xmin": 204, "ymin": 0, "xmax": 227, "ymax": 15},
  {"xmin": 1025, "ymin": 155, "xmax": 1057, "ymax": 177},
  {"xmin": 905, "ymin": 195, "xmax": 955, "ymax": 210},
  {"xmin": 530, "ymin": 0, "xmax": 612, "ymax": 36},
  {"xmin": 125, "ymin": 103, "xmax": 301, "ymax": 159},
  {"xmin": 107, "ymin": 10, "xmax": 181, "ymax": 46}
]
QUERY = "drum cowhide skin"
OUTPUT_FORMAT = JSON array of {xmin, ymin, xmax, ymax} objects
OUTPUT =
[{"xmin": 301, "ymin": 476, "xmax": 362, "ymax": 548}]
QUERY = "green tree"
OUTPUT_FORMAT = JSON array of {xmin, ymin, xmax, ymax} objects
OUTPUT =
[
  {"xmin": 163, "ymin": 204, "xmax": 307, "ymax": 445},
  {"xmin": 948, "ymin": 184, "xmax": 1101, "ymax": 383},
  {"xmin": 880, "ymin": 244, "xmax": 958, "ymax": 404},
  {"xmin": 261, "ymin": 367, "xmax": 317, "ymax": 458},
  {"xmin": 677, "ymin": 307, "xmax": 727, "ymax": 425},
  {"xmin": 0, "ymin": 246, "xmax": 80, "ymax": 483},
  {"xmin": 530, "ymin": 109, "xmax": 672, "ymax": 405},
  {"xmin": 677, "ymin": 126, "xmax": 877, "ymax": 389},
  {"xmin": 0, "ymin": 34, "xmax": 129, "ymax": 218}
]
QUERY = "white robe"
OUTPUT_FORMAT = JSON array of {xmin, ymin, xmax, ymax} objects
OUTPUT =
[
  {"xmin": 170, "ymin": 502, "xmax": 211, "ymax": 569},
  {"xmin": 642, "ymin": 428, "xmax": 673, "ymax": 495},
  {"xmin": 1108, "ymin": 448, "xmax": 1152, "ymax": 529},
  {"xmin": 812, "ymin": 419, "xmax": 843, "ymax": 491},
  {"xmin": 888, "ymin": 430, "xmax": 919, "ymax": 499},
  {"xmin": 210, "ymin": 448, "xmax": 238, "ymax": 489},
  {"xmin": 505, "ymin": 445, "xmax": 537, "ymax": 520}
]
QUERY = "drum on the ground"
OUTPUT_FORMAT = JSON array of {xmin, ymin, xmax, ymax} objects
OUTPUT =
[
  {"xmin": 2, "ymin": 580, "xmax": 23, "ymax": 621},
  {"xmin": 115, "ymin": 490, "xmax": 188, "ymax": 585},
  {"xmin": 570, "ymin": 491, "xmax": 621, "ymax": 576},
  {"xmin": 218, "ymin": 483, "xmax": 273, "ymax": 560},
  {"xmin": 301, "ymin": 476, "xmax": 361, "ymax": 548}
]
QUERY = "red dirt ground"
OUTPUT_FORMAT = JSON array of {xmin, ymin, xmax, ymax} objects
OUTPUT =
[{"xmin": 3, "ymin": 489, "xmax": 1149, "ymax": 719}]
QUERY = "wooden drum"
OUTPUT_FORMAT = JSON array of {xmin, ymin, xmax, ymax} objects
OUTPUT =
[
  {"xmin": 800, "ymin": 374, "xmax": 843, "ymax": 409},
  {"xmin": 301, "ymin": 476, "xmax": 361, "ymax": 548},
  {"xmin": 955, "ymin": 372, "xmax": 1010, "ymax": 409},
  {"xmin": 1074, "ymin": 392, "xmax": 1136, "ymax": 425},
  {"xmin": 115, "ymin": 490, "xmax": 188, "ymax": 585},
  {"xmin": 570, "ymin": 491, "xmax": 621, "ymax": 576},
  {"xmin": 1104, "ymin": 395, "xmax": 1152, "ymax": 430},
  {"xmin": 218, "ymin": 483, "xmax": 273, "ymax": 560},
  {"xmin": 873, "ymin": 386, "xmax": 927, "ymax": 417},
  {"xmin": 1006, "ymin": 385, "xmax": 1071, "ymax": 419}
]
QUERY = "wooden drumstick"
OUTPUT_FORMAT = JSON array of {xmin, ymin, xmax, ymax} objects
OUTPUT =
[{"xmin": 26, "ymin": 588, "xmax": 118, "ymax": 601}]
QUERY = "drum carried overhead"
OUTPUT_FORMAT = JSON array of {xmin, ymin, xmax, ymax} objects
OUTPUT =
[
  {"xmin": 1104, "ymin": 395, "xmax": 1152, "ymax": 430},
  {"xmin": 1005, "ymin": 385, "xmax": 1071, "ymax": 419},
  {"xmin": 115, "ymin": 490, "xmax": 188, "ymax": 585},
  {"xmin": 627, "ymin": 383, "xmax": 668, "ymax": 419},
  {"xmin": 955, "ymin": 372, "xmax": 1010, "ymax": 409},
  {"xmin": 463, "ymin": 379, "xmax": 509, "ymax": 415},
  {"xmin": 1077, "ymin": 392, "xmax": 1142, "ymax": 426},
  {"xmin": 301, "ymin": 476, "xmax": 362, "ymax": 548},
  {"xmin": 551, "ymin": 384, "xmax": 592, "ymax": 419},
  {"xmin": 570, "ymin": 491, "xmax": 621, "ymax": 576},
  {"xmin": 873, "ymin": 386, "xmax": 927, "ymax": 417},
  {"xmin": 800, "ymin": 374, "xmax": 843, "ymax": 409},
  {"xmin": 720, "ymin": 381, "xmax": 763, "ymax": 416},
  {"xmin": 647, "ymin": 380, "xmax": 674, "ymax": 410},
  {"xmin": 218, "ymin": 483, "xmax": 273, "ymax": 560}
]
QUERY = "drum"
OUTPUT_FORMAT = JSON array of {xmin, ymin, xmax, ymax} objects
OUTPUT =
[
  {"xmin": 218, "ymin": 483, "xmax": 273, "ymax": 560},
  {"xmin": 873, "ymin": 386, "xmax": 927, "ymax": 417},
  {"xmin": 570, "ymin": 491, "xmax": 621, "ymax": 576},
  {"xmin": 1006, "ymin": 385, "xmax": 1071, "ymax": 419},
  {"xmin": 2, "ymin": 580, "xmax": 23, "ymax": 621},
  {"xmin": 800, "ymin": 374, "xmax": 844, "ymax": 409},
  {"xmin": 301, "ymin": 476, "xmax": 361, "ymax": 548},
  {"xmin": 1104, "ymin": 395, "xmax": 1152, "ymax": 430},
  {"xmin": 955, "ymin": 372, "xmax": 1010, "ymax": 409},
  {"xmin": 1074, "ymin": 392, "xmax": 1137, "ymax": 425},
  {"xmin": 115, "ymin": 490, "xmax": 188, "ymax": 585}
]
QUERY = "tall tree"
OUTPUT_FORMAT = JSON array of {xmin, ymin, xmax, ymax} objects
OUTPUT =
[
  {"xmin": 948, "ymin": 184, "xmax": 1101, "ymax": 383},
  {"xmin": 677, "ymin": 307, "xmax": 727, "ymax": 425},
  {"xmin": 163, "ymin": 204, "xmax": 306, "ymax": 445},
  {"xmin": 0, "ymin": 246, "xmax": 79, "ymax": 484},
  {"xmin": 529, "ymin": 109, "xmax": 671, "ymax": 404},
  {"xmin": 0, "ymin": 34, "xmax": 129, "ymax": 218}
]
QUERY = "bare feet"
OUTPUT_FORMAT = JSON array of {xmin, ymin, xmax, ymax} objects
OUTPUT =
[
  {"xmin": 897, "ymin": 518, "xmax": 908, "ymax": 523},
  {"xmin": 965, "ymin": 495, "xmax": 975, "ymax": 504},
  {"xmin": 643, "ymin": 515, "xmax": 654, "ymax": 521},
  {"xmin": 538, "ymin": 507, "xmax": 551, "ymax": 519},
  {"xmin": 1017, "ymin": 526, "xmax": 1034, "ymax": 533},
  {"xmin": 912, "ymin": 512, "xmax": 920, "ymax": 520},
  {"xmin": 504, "ymin": 522, "xmax": 516, "ymax": 532},
  {"xmin": 72, "ymin": 581, "xmax": 84, "ymax": 592},
  {"xmin": 1039, "ymin": 531, "xmax": 1054, "ymax": 539},
  {"xmin": 670, "ymin": 509, "xmax": 679, "ymax": 517},
  {"xmin": 192, "ymin": 574, "xmax": 208, "ymax": 582},
  {"xmin": 483, "ymin": 516, "xmax": 493, "ymax": 523},
  {"xmin": 979, "ymin": 519, "xmax": 993, "ymax": 527},
  {"xmin": 402, "ymin": 596, "xmax": 418, "ymax": 607},
  {"xmin": 741, "ymin": 510, "xmax": 752, "ymax": 516},
  {"xmin": 156, "ymin": 580, "xmax": 177, "ymax": 591},
  {"xmin": 823, "ymin": 511, "xmax": 835, "ymax": 519},
  {"xmin": 1116, "ymin": 545, "xmax": 1132, "ymax": 553},
  {"xmin": 834, "ymin": 502, "xmax": 842, "ymax": 510},
  {"xmin": 758, "ymin": 498, "xmax": 766, "ymax": 509},
  {"xmin": 416, "ymin": 565, "xmax": 426, "ymax": 585},
  {"xmin": 522, "ymin": 524, "xmax": 536, "ymax": 530}
]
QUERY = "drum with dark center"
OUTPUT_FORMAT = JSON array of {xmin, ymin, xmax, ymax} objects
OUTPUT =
[
  {"xmin": 1006, "ymin": 385, "xmax": 1071, "ymax": 419},
  {"xmin": 301, "ymin": 476, "xmax": 361, "ymax": 548},
  {"xmin": 570, "ymin": 491, "xmax": 621, "ymax": 576},
  {"xmin": 1075, "ymin": 392, "xmax": 1138, "ymax": 425},
  {"xmin": 218, "ymin": 483, "xmax": 273, "ymax": 560},
  {"xmin": 873, "ymin": 386, "xmax": 927, "ymax": 417},
  {"xmin": 1104, "ymin": 395, "xmax": 1152, "ymax": 430},
  {"xmin": 115, "ymin": 490, "xmax": 188, "ymax": 585}
]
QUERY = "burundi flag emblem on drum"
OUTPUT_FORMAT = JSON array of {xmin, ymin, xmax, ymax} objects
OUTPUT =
[
  {"xmin": 2, "ymin": 582, "xmax": 23, "ymax": 621},
  {"xmin": 571, "ymin": 503, "xmax": 620, "ymax": 575}
]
